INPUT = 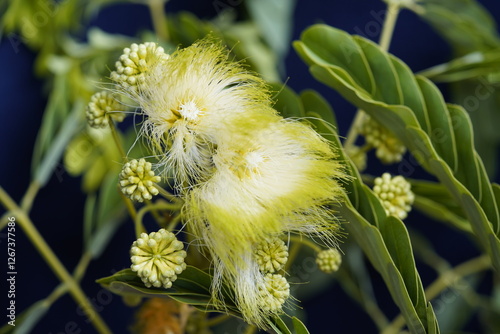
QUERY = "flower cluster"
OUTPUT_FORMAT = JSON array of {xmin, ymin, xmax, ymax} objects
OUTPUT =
[
  {"xmin": 86, "ymin": 91, "xmax": 125, "ymax": 128},
  {"xmin": 130, "ymin": 229, "xmax": 187, "ymax": 289},
  {"xmin": 110, "ymin": 42, "xmax": 168, "ymax": 92},
  {"xmin": 358, "ymin": 114, "xmax": 406, "ymax": 164},
  {"xmin": 110, "ymin": 39, "xmax": 346, "ymax": 327},
  {"xmin": 316, "ymin": 248, "xmax": 342, "ymax": 273},
  {"xmin": 119, "ymin": 159, "xmax": 161, "ymax": 202},
  {"xmin": 373, "ymin": 173, "xmax": 415, "ymax": 220}
]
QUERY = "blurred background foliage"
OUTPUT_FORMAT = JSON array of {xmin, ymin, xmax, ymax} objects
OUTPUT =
[{"xmin": 1, "ymin": 0, "xmax": 500, "ymax": 333}]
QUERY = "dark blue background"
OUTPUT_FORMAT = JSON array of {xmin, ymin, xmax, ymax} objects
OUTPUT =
[{"xmin": 1, "ymin": 1, "xmax": 499, "ymax": 333}]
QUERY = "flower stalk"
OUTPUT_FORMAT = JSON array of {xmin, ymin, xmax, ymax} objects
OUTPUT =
[{"xmin": 0, "ymin": 186, "xmax": 111, "ymax": 334}]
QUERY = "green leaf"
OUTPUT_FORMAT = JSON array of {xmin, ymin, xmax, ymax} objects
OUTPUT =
[
  {"xmin": 34, "ymin": 100, "xmax": 84, "ymax": 186},
  {"xmin": 416, "ymin": 0, "xmax": 500, "ymax": 55},
  {"xmin": 294, "ymin": 24, "xmax": 500, "ymax": 272},
  {"xmin": 413, "ymin": 195, "xmax": 471, "ymax": 233},
  {"xmin": 419, "ymin": 49, "xmax": 500, "ymax": 83},
  {"xmin": 84, "ymin": 173, "xmax": 126, "ymax": 259},
  {"xmin": 10, "ymin": 300, "xmax": 49, "ymax": 334},
  {"xmin": 269, "ymin": 82, "xmax": 305, "ymax": 118},
  {"xmin": 292, "ymin": 317, "xmax": 310, "ymax": 334},
  {"xmin": 379, "ymin": 217, "xmax": 419, "ymax": 308},
  {"xmin": 300, "ymin": 89, "xmax": 338, "ymax": 129},
  {"xmin": 98, "ymin": 267, "xmax": 241, "ymax": 317},
  {"xmin": 269, "ymin": 317, "xmax": 292, "ymax": 334},
  {"xmin": 246, "ymin": 0, "xmax": 297, "ymax": 65}
]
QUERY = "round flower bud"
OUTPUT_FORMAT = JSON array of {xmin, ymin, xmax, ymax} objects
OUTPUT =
[
  {"xmin": 254, "ymin": 237, "xmax": 289, "ymax": 274},
  {"xmin": 316, "ymin": 248, "xmax": 342, "ymax": 273},
  {"xmin": 120, "ymin": 158, "xmax": 161, "ymax": 202},
  {"xmin": 373, "ymin": 173, "xmax": 415, "ymax": 220},
  {"xmin": 110, "ymin": 42, "xmax": 168, "ymax": 92},
  {"xmin": 257, "ymin": 274, "xmax": 290, "ymax": 313},
  {"xmin": 86, "ymin": 91, "xmax": 125, "ymax": 128},
  {"xmin": 358, "ymin": 115, "xmax": 406, "ymax": 164},
  {"xmin": 130, "ymin": 229, "xmax": 187, "ymax": 289}
]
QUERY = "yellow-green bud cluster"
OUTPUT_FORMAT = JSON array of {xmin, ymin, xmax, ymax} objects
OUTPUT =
[
  {"xmin": 316, "ymin": 248, "xmax": 342, "ymax": 273},
  {"xmin": 253, "ymin": 238, "xmax": 290, "ymax": 313},
  {"xmin": 120, "ymin": 159, "xmax": 161, "ymax": 202},
  {"xmin": 257, "ymin": 273, "xmax": 290, "ymax": 313},
  {"xmin": 130, "ymin": 229, "xmax": 187, "ymax": 288},
  {"xmin": 111, "ymin": 42, "xmax": 168, "ymax": 92},
  {"xmin": 254, "ymin": 237, "xmax": 289, "ymax": 274},
  {"xmin": 373, "ymin": 173, "xmax": 415, "ymax": 220},
  {"xmin": 358, "ymin": 115, "xmax": 406, "ymax": 164},
  {"xmin": 86, "ymin": 91, "xmax": 125, "ymax": 128}
]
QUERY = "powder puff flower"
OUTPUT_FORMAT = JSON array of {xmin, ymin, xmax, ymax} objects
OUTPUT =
[
  {"xmin": 183, "ymin": 120, "xmax": 346, "ymax": 325},
  {"xmin": 127, "ymin": 39, "xmax": 276, "ymax": 190}
]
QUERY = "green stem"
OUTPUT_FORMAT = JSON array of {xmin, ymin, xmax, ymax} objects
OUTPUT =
[
  {"xmin": 244, "ymin": 325, "xmax": 257, "ymax": 334},
  {"xmin": 135, "ymin": 200, "xmax": 181, "ymax": 237},
  {"xmin": 0, "ymin": 186, "xmax": 111, "ymax": 334},
  {"xmin": 155, "ymin": 184, "xmax": 182, "ymax": 204},
  {"xmin": 285, "ymin": 241, "xmax": 301, "ymax": 272},
  {"xmin": 378, "ymin": 3, "xmax": 401, "ymax": 52},
  {"xmin": 45, "ymin": 252, "xmax": 93, "ymax": 306},
  {"xmin": 108, "ymin": 120, "xmax": 127, "ymax": 163},
  {"xmin": 118, "ymin": 187, "xmax": 138, "ymax": 221},
  {"xmin": 382, "ymin": 255, "xmax": 491, "ymax": 334},
  {"xmin": 20, "ymin": 181, "xmax": 41, "ymax": 212},
  {"xmin": 205, "ymin": 314, "xmax": 231, "ymax": 327},
  {"xmin": 148, "ymin": 0, "xmax": 169, "ymax": 41},
  {"xmin": 288, "ymin": 235, "xmax": 322, "ymax": 253},
  {"xmin": 1, "ymin": 181, "xmax": 41, "ymax": 230},
  {"xmin": 343, "ymin": 2, "xmax": 401, "ymax": 149}
]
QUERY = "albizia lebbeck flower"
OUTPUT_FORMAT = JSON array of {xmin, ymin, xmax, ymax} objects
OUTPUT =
[
  {"xmin": 125, "ymin": 39, "xmax": 276, "ymax": 190},
  {"xmin": 112, "ymin": 38, "xmax": 347, "ymax": 328},
  {"xmin": 183, "ymin": 119, "xmax": 345, "ymax": 325}
]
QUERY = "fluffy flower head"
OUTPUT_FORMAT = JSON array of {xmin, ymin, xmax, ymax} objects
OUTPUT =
[
  {"xmin": 131, "ymin": 38, "xmax": 275, "ymax": 189},
  {"xmin": 183, "ymin": 120, "xmax": 345, "ymax": 325}
]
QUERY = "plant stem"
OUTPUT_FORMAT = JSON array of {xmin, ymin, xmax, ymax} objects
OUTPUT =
[
  {"xmin": 288, "ymin": 235, "xmax": 322, "ymax": 253},
  {"xmin": 20, "ymin": 181, "xmax": 41, "ymax": 212},
  {"xmin": 378, "ymin": 3, "xmax": 401, "ymax": 52},
  {"xmin": 155, "ymin": 184, "xmax": 182, "ymax": 204},
  {"xmin": 148, "ymin": 0, "xmax": 169, "ymax": 41},
  {"xmin": 382, "ymin": 255, "xmax": 491, "ymax": 334},
  {"xmin": 206, "ymin": 314, "xmax": 231, "ymax": 327},
  {"xmin": 244, "ymin": 325, "xmax": 257, "ymax": 334},
  {"xmin": 343, "ymin": 2, "xmax": 401, "ymax": 149},
  {"xmin": 1, "ymin": 180, "xmax": 42, "ymax": 230},
  {"xmin": 0, "ymin": 186, "xmax": 111, "ymax": 334},
  {"xmin": 118, "ymin": 188, "xmax": 138, "ymax": 221},
  {"xmin": 108, "ymin": 120, "xmax": 127, "ymax": 162}
]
